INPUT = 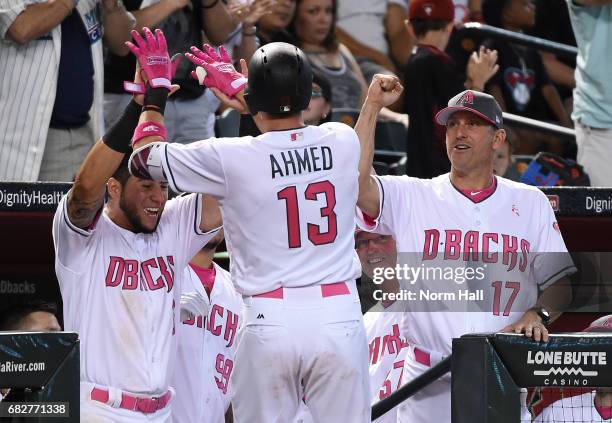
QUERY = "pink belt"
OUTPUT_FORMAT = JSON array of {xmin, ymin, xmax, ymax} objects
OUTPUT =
[
  {"xmin": 90, "ymin": 387, "xmax": 172, "ymax": 414},
  {"xmin": 253, "ymin": 282, "xmax": 350, "ymax": 299},
  {"xmin": 414, "ymin": 347, "xmax": 431, "ymax": 367}
]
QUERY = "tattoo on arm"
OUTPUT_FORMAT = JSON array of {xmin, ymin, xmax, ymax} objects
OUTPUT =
[{"xmin": 67, "ymin": 191, "xmax": 104, "ymax": 229}]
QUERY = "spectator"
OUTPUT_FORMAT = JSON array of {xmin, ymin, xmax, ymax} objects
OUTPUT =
[
  {"xmin": 481, "ymin": 0, "xmax": 573, "ymax": 155},
  {"xmin": 529, "ymin": 0, "xmax": 577, "ymax": 111},
  {"xmin": 289, "ymin": 0, "xmax": 367, "ymax": 110},
  {"xmin": 254, "ymin": 0, "xmax": 297, "ymax": 45},
  {"xmin": 0, "ymin": 0, "xmax": 135, "ymax": 182},
  {"xmin": 304, "ymin": 69, "xmax": 333, "ymax": 125},
  {"xmin": 105, "ymin": 0, "xmax": 235, "ymax": 143},
  {"xmin": 403, "ymin": 0, "xmax": 498, "ymax": 178},
  {"xmin": 567, "ymin": 0, "xmax": 612, "ymax": 187},
  {"xmin": 493, "ymin": 129, "xmax": 522, "ymax": 179},
  {"xmin": 335, "ymin": 0, "xmax": 412, "ymax": 82},
  {"xmin": 0, "ymin": 301, "xmax": 61, "ymax": 331}
]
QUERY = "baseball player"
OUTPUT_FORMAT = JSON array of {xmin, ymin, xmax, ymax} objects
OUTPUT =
[
  {"xmin": 355, "ymin": 230, "xmax": 408, "ymax": 423},
  {"xmin": 126, "ymin": 31, "xmax": 370, "ymax": 422},
  {"xmin": 535, "ymin": 315, "xmax": 612, "ymax": 422},
  {"xmin": 355, "ymin": 85, "xmax": 576, "ymax": 422},
  {"xmin": 52, "ymin": 56, "xmax": 221, "ymax": 421},
  {"xmin": 172, "ymin": 229, "xmax": 244, "ymax": 423}
]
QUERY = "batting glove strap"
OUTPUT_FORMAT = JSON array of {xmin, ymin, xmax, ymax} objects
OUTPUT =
[
  {"xmin": 132, "ymin": 121, "xmax": 167, "ymax": 146},
  {"xmin": 129, "ymin": 143, "xmax": 167, "ymax": 182},
  {"xmin": 124, "ymin": 81, "xmax": 145, "ymax": 94}
]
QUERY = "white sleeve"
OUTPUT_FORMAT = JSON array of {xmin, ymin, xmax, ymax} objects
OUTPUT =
[
  {"xmin": 0, "ymin": 0, "xmax": 48, "ymax": 39},
  {"xmin": 356, "ymin": 175, "xmax": 413, "ymax": 237},
  {"xmin": 532, "ymin": 191, "xmax": 576, "ymax": 290},
  {"xmin": 162, "ymin": 193, "xmax": 222, "ymax": 272},
  {"xmin": 51, "ymin": 192, "xmax": 98, "ymax": 272},
  {"xmin": 160, "ymin": 139, "xmax": 228, "ymax": 199}
]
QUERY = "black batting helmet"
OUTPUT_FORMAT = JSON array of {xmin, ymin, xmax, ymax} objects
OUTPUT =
[{"xmin": 244, "ymin": 42, "xmax": 312, "ymax": 115}]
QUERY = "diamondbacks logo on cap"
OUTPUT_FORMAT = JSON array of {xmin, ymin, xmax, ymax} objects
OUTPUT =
[
  {"xmin": 424, "ymin": 4, "xmax": 433, "ymax": 15},
  {"xmin": 457, "ymin": 91, "xmax": 474, "ymax": 105}
]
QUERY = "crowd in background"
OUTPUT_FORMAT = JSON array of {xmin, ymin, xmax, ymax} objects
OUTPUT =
[{"xmin": 0, "ymin": 0, "xmax": 610, "ymax": 185}]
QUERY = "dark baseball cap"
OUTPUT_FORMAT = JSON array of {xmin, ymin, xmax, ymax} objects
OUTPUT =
[
  {"xmin": 409, "ymin": 0, "xmax": 455, "ymax": 22},
  {"xmin": 435, "ymin": 90, "xmax": 503, "ymax": 128}
]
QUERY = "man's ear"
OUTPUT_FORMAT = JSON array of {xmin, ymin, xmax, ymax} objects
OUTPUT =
[
  {"xmin": 404, "ymin": 20, "xmax": 416, "ymax": 39},
  {"xmin": 106, "ymin": 177, "xmax": 122, "ymax": 201},
  {"xmin": 492, "ymin": 128, "xmax": 507, "ymax": 150}
]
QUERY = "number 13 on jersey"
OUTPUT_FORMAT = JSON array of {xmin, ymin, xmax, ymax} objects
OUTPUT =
[{"xmin": 277, "ymin": 180, "xmax": 338, "ymax": 248}]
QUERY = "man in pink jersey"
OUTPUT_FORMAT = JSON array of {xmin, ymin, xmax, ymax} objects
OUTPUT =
[
  {"xmin": 355, "ymin": 87, "xmax": 576, "ymax": 422},
  {"xmin": 52, "ymin": 51, "xmax": 221, "ymax": 421},
  {"xmin": 127, "ymin": 30, "xmax": 377, "ymax": 422}
]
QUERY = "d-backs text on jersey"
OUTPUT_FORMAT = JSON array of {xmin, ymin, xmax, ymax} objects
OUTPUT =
[
  {"xmin": 104, "ymin": 256, "xmax": 175, "ymax": 292},
  {"xmin": 422, "ymin": 229, "xmax": 531, "ymax": 272}
]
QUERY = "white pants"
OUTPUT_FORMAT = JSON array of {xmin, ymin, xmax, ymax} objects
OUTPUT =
[
  {"xmin": 38, "ymin": 121, "xmax": 95, "ymax": 181},
  {"xmin": 103, "ymin": 92, "xmax": 218, "ymax": 144},
  {"xmin": 79, "ymin": 383, "xmax": 173, "ymax": 423},
  {"xmin": 575, "ymin": 122, "xmax": 612, "ymax": 187},
  {"xmin": 231, "ymin": 282, "xmax": 371, "ymax": 423}
]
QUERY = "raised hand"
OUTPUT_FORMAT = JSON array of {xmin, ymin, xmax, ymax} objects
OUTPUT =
[
  {"xmin": 365, "ymin": 74, "xmax": 404, "ymax": 109},
  {"xmin": 185, "ymin": 44, "xmax": 247, "ymax": 97},
  {"xmin": 125, "ymin": 27, "xmax": 177, "ymax": 91},
  {"xmin": 467, "ymin": 46, "xmax": 499, "ymax": 90}
]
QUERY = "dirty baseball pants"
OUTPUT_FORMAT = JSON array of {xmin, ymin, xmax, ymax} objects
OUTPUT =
[
  {"xmin": 80, "ymin": 382, "xmax": 173, "ymax": 422},
  {"xmin": 231, "ymin": 280, "xmax": 371, "ymax": 423}
]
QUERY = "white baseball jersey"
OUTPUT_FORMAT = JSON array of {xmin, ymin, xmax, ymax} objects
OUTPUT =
[
  {"xmin": 364, "ymin": 301, "xmax": 409, "ymax": 423},
  {"xmin": 0, "ymin": 0, "xmax": 105, "ymax": 181},
  {"xmin": 358, "ymin": 174, "xmax": 576, "ymax": 356},
  {"xmin": 173, "ymin": 263, "xmax": 243, "ymax": 423},
  {"xmin": 52, "ymin": 193, "xmax": 219, "ymax": 395},
  {"xmin": 535, "ymin": 391, "xmax": 612, "ymax": 422},
  {"xmin": 157, "ymin": 122, "xmax": 362, "ymax": 295}
]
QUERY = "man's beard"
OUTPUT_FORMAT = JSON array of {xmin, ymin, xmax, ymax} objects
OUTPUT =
[{"xmin": 119, "ymin": 194, "xmax": 161, "ymax": 234}]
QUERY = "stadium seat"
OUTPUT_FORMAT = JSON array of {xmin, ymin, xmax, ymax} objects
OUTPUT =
[{"xmin": 375, "ymin": 120, "xmax": 407, "ymax": 152}]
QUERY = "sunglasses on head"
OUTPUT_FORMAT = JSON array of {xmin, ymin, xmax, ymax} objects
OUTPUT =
[{"xmin": 311, "ymin": 88, "xmax": 324, "ymax": 98}]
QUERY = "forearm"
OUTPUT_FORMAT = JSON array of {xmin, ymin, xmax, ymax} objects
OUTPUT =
[
  {"xmin": 7, "ymin": 0, "xmax": 73, "ymax": 45},
  {"xmin": 574, "ymin": 0, "xmax": 612, "ymax": 6},
  {"xmin": 541, "ymin": 53, "xmax": 575, "ymax": 89},
  {"xmin": 537, "ymin": 277, "xmax": 573, "ymax": 323},
  {"xmin": 542, "ymin": 84, "xmax": 572, "ymax": 126},
  {"xmin": 201, "ymin": 0, "xmax": 234, "ymax": 45},
  {"xmin": 386, "ymin": 4, "xmax": 412, "ymax": 67},
  {"xmin": 235, "ymin": 25, "xmax": 258, "ymax": 65},
  {"xmin": 355, "ymin": 101, "xmax": 382, "ymax": 217},
  {"xmin": 102, "ymin": 1, "xmax": 135, "ymax": 56},
  {"xmin": 131, "ymin": 1, "xmax": 179, "ymax": 31},
  {"xmin": 336, "ymin": 27, "xmax": 396, "ymax": 72}
]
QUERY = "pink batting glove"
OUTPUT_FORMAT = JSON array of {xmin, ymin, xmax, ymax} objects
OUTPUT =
[
  {"xmin": 185, "ymin": 44, "xmax": 247, "ymax": 97},
  {"xmin": 125, "ymin": 27, "xmax": 173, "ymax": 90},
  {"xmin": 124, "ymin": 54, "xmax": 183, "ymax": 94}
]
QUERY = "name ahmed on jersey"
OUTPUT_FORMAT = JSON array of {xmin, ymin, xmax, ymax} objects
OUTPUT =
[{"xmin": 270, "ymin": 133, "xmax": 333, "ymax": 180}]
